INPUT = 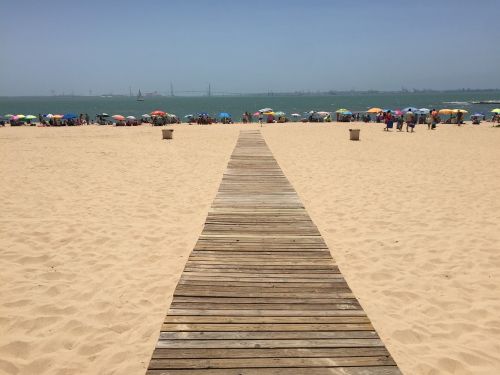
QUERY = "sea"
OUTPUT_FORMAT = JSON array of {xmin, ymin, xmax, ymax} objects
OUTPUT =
[{"xmin": 1, "ymin": 91, "xmax": 499, "ymax": 120}]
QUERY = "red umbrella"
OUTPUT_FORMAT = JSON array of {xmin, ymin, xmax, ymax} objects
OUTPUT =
[
  {"xmin": 112, "ymin": 115, "xmax": 125, "ymax": 121},
  {"xmin": 151, "ymin": 110, "xmax": 166, "ymax": 116}
]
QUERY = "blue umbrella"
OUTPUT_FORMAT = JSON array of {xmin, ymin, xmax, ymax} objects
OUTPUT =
[
  {"xmin": 402, "ymin": 107, "xmax": 418, "ymax": 113},
  {"xmin": 341, "ymin": 111, "xmax": 353, "ymax": 115},
  {"xmin": 63, "ymin": 113, "xmax": 77, "ymax": 119},
  {"xmin": 218, "ymin": 112, "xmax": 231, "ymax": 118}
]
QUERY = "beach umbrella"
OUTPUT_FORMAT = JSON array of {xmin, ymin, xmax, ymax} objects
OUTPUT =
[
  {"xmin": 471, "ymin": 113, "xmax": 484, "ymax": 117},
  {"xmin": 393, "ymin": 109, "xmax": 403, "ymax": 116},
  {"xmin": 126, "ymin": 116, "xmax": 136, "ymax": 120},
  {"xmin": 491, "ymin": 108, "xmax": 500, "ymax": 113},
  {"xmin": 141, "ymin": 114, "xmax": 151, "ymax": 118},
  {"xmin": 151, "ymin": 110, "xmax": 166, "ymax": 116},
  {"xmin": 184, "ymin": 114, "xmax": 194, "ymax": 118},
  {"xmin": 16, "ymin": 114, "xmax": 26, "ymax": 119},
  {"xmin": 402, "ymin": 107, "xmax": 418, "ymax": 113},
  {"xmin": 63, "ymin": 113, "xmax": 77, "ymax": 119},
  {"xmin": 419, "ymin": 108, "xmax": 430, "ymax": 114},
  {"xmin": 52, "ymin": 114, "xmax": 63, "ymax": 119},
  {"xmin": 100, "ymin": 113, "xmax": 110, "ymax": 117},
  {"xmin": 367, "ymin": 107, "xmax": 383, "ymax": 113},
  {"xmin": 336, "ymin": 108, "xmax": 349, "ymax": 113},
  {"xmin": 5, "ymin": 114, "xmax": 13, "ymax": 118},
  {"xmin": 452, "ymin": 109, "xmax": 468, "ymax": 113},
  {"xmin": 218, "ymin": 112, "xmax": 231, "ymax": 118},
  {"xmin": 258, "ymin": 107, "xmax": 273, "ymax": 113},
  {"xmin": 316, "ymin": 111, "xmax": 331, "ymax": 116},
  {"xmin": 112, "ymin": 115, "xmax": 125, "ymax": 121},
  {"xmin": 438, "ymin": 109, "xmax": 453, "ymax": 115},
  {"xmin": 263, "ymin": 111, "xmax": 275, "ymax": 115},
  {"xmin": 291, "ymin": 113, "xmax": 301, "ymax": 117},
  {"xmin": 274, "ymin": 111, "xmax": 285, "ymax": 116},
  {"xmin": 25, "ymin": 115, "xmax": 37, "ymax": 120},
  {"xmin": 252, "ymin": 112, "xmax": 261, "ymax": 116},
  {"xmin": 44, "ymin": 114, "xmax": 54, "ymax": 118},
  {"xmin": 341, "ymin": 111, "xmax": 353, "ymax": 115}
]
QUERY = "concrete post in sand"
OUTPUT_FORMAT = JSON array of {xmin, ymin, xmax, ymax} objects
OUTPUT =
[
  {"xmin": 162, "ymin": 129, "xmax": 174, "ymax": 139},
  {"xmin": 349, "ymin": 128, "xmax": 360, "ymax": 141}
]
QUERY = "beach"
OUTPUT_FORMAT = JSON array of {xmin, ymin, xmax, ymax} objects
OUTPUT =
[{"xmin": 1, "ymin": 123, "xmax": 500, "ymax": 375}]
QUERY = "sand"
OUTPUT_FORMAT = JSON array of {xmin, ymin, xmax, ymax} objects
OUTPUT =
[{"xmin": 1, "ymin": 122, "xmax": 499, "ymax": 375}]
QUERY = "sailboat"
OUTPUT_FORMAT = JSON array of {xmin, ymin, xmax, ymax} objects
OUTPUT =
[{"xmin": 137, "ymin": 89, "xmax": 144, "ymax": 101}]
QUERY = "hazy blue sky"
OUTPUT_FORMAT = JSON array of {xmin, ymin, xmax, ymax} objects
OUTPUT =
[{"xmin": 2, "ymin": 0, "xmax": 500, "ymax": 95}]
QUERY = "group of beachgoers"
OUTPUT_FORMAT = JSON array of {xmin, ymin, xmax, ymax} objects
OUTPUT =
[
  {"xmin": 382, "ymin": 109, "xmax": 442, "ymax": 132},
  {"xmin": 1, "ymin": 108, "xmax": 499, "ymax": 127}
]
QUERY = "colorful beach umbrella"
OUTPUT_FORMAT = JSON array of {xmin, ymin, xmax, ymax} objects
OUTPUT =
[
  {"xmin": 63, "ymin": 113, "xmax": 77, "ymax": 119},
  {"xmin": 16, "ymin": 114, "xmax": 26, "ymax": 119},
  {"xmin": 25, "ymin": 115, "xmax": 37, "ymax": 120},
  {"xmin": 263, "ymin": 111, "xmax": 275, "ymax": 116},
  {"xmin": 402, "ymin": 107, "xmax": 418, "ymax": 113},
  {"xmin": 491, "ymin": 108, "xmax": 500, "ymax": 113},
  {"xmin": 151, "ymin": 110, "xmax": 166, "ymax": 116},
  {"xmin": 336, "ymin": 108, "xmax": 349, "ymax": 113},
  {"xmin": 438, "ymin": 109, "xmax": 453, "ymax": 115},
  {"xmin": 452, "ymin": 109, "xmax": 468, "ymax": 113},
  {"xmin": 274, "ymin": 111, "xmax": 286, "ymax": 116},
  {"xmin": 112, "ymin": 115, "xmax": 125, "ymax": 121},
  {"xmin": 252, "ymin": 112, "xmax": 261, "ymax": 116},
  {"xmin": 367, "ymin": 107, "xmax": 383, "ymax": 113},
  {"xmin": 258, "ymin": 108, "xmax": 273, "ymax": 113},
  {"xmin": 218, "ymin": 112, "xmax": 231, "ymax": 118}
]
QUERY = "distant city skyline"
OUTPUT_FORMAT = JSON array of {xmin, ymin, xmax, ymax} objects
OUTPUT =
[{"xmin": 2, "ymin": 0, "xmax": 500, "ymax": 96}]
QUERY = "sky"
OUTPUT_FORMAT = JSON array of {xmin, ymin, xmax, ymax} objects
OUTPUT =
[{"xmin": 1, "ymin": 0, "xmax": 500, "ymax": 96}]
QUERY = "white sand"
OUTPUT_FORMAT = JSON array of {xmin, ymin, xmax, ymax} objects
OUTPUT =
[{"xmin": 1, "ymin": 122, "xmax": 499, "ymax": 375}]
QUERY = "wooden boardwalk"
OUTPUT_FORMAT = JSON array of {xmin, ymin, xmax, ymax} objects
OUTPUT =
[{"xmin": 147, "ymin": 130, "xmax": 401, "ymax": 375}]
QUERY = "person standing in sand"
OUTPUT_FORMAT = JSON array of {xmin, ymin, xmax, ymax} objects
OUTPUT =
[
  {"xmin": 384, "ymin": 110, "xmax": 393, "ymax": 131},
  {"xmin": 405, "ymin": 109, "xmax": 414, "ymax": 132}
]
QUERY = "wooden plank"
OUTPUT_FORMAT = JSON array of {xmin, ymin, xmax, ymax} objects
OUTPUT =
[
  {"xmin": 160, "ymin": 323, "xmax": 375, "ymax": 332},
  {"xmin": 146, "ymin": 130, "xmax": 401, "ymax": 374},
  {"xmin": 147, "ymin": 367, "xmax": 402, "ymax": 375},
  {"xmin": 149, "ymin": 356, "xmax": 396, "ymax": 369},
  {"xmin": 155, "ymin": 338, "xmax": 385, "ymax": 349},
  {"xmin": 151, "ymin": 347, "xmax": 390, "ymax": 359}
]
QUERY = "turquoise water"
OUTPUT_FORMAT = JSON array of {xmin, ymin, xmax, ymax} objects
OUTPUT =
[{"xmin": 1, "ymin": 91, "xmax": 499, "ymax": 120}]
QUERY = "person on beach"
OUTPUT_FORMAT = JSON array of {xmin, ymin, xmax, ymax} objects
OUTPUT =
[
  {"xmin": 457, "ymin": 111, "xmax": 463, "ymax": 126},
  {"xmin": 396, "ymin": 115, "xmax": 404, "ymax": 131},
  {"xmin": 430, "ymin": 109, "xmax": 438, "ymax": 130},
  {"xmin": 384, "ymin": 110, "xmax": 393, "ymax": 131},
  {"xmin": 258, "ymin": 113, "xmax": 263, "ymax": 125},
  {"xmin": 405, "ymin": 109, "xmax": 415, "ymax": 132}
]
